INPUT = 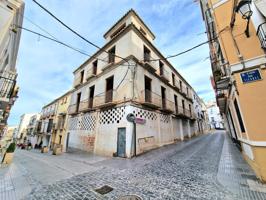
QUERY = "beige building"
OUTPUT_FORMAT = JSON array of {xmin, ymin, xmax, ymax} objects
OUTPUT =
[
  {"xmin": 37, "ymin": 91, "xmax": 71, "ymax": 152},
  {"xmin": 67, "ymin": 9, "xmax": 207, "ymax": 158},
  {"xmin": 200, "ymin": 0, "xmax": 266, "ymax": 181},
  {"xmin": 0, "ymin": 0, "xmax": 24, "ymax": 136}
]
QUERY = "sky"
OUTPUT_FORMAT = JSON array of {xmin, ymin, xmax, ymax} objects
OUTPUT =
[{"xmin": 8, "ymin": 0, "xmax": 215, "ymax": 125}]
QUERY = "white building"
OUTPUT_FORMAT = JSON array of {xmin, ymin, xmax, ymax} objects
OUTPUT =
[
  {"xmin": 206, "ymin": 100, "xmax": 224, "ymax": 129},
  {"xmin": 26, "ymin": 113, "xmax": 41, "ymax": 147},
  {"xmin": 67, "ymin": 9, "xmax": 207, "ymax": 158},
  {"xmin": 16, "ymin": 113, "xmax": 36, "ymax": 143},
  {"xmin": 0, "ymin": 0, "xmax": 24, "ymax": 135}
]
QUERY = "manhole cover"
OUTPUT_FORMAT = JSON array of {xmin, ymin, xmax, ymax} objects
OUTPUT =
[
  {"xmin": 94, "ymin": 185, "xmax": 113, "ymax": 195},
  {"xmin": 118, "ymin": 195, "xmax": 142, "ymax": 200}
]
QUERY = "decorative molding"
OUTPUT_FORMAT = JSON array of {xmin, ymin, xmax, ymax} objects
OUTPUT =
[
  {"xmin": 213, "ymin": 0, "xmax": 229, "ymax": 9},
  {"xmin": 230, "ymin": 55, "xmax": 266, "ymax": 73},
  {"xmin": 239, "ymin": 138, "xmax": 266, "ymax": 147}
]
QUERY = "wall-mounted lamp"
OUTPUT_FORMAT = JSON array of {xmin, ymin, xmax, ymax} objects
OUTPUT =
[{"xmin": 236, "ymin": 0, "xmax": 253, "ymax": 37}]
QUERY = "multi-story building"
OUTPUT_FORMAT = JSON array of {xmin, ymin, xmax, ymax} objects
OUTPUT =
[
  {"xmin": 200, "ymin": 0, "xmax": 266, "ymax": 181},
  {"xmin": 0, "ymin": 0, "xmax": 24, "ymax": 136},
  {"xmin": 67, "ymin": 9, "xmax": 205, "ymax": 158},
  {"xmin": 16, "ymin": 113, "xmax": 36, "ymax": 144},
  {"xmin": 37, "ymin": 91, "xmax": 71, "ymax": 151},
  {"xmin": 25, "ymin": 113, "xmax": 40, "ymax": 147},
  {"xmin": 192, "ymin": 90, "xmax": 209, "ymax": 134},
  {"xmin": 206, "ymin": 100, "xmax": 224, "ymax": 129},
  {"xmin": 50, "ymin": 91, "xmax": 71, "ymax": 152}
]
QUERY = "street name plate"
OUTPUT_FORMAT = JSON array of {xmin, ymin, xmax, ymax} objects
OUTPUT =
[
  {"xmin": 134, "ymin": 118, "xmax": 146, "ymax": 124},
  {"xmin": 240, "ymin": 69, "xmax": 262, "ymax": 83}
]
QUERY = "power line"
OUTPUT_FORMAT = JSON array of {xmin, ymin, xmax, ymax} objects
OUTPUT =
[{"xmin": 32, "ymin": 0, "xmax": 129, "ymax": 64}]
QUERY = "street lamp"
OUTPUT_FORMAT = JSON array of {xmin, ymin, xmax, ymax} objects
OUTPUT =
[{"xmin": 236, "ymin": 0, "xmax": 253, "ymax": 37}]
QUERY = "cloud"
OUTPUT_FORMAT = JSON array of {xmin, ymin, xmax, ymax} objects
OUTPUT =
[{"xmin": 8, "ymin": 0, "xmax": 214, "ymax": 125}]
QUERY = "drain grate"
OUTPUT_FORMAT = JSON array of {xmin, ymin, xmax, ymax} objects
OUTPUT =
[
  {"xmin": 118, "ymin": 195, "xmax": 142, "ymax": 200},
  {"xmin": 94, "ymin": 185, "xmax": 113, "ymax": 195}
]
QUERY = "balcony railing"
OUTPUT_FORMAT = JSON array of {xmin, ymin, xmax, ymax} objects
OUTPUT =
[
  {"xmin": 68, "ymin": 90, "xmax": 117, "ymax": 114},
  {"xmin": 73, "ymin": 74, "xmax": 82, "ymax": 88},
  {"xmin": 174, "ymin": 106, "xmax": 194, "ymax": 119},
  {"xmin": 0, "ymin": 72, "xmax": 16, "ymax": 99},
  {"xmin": 140, "ymin": 90, "xmax": 161, "ymax": 108},
  {"xmin": 159, "ymin": 68, "xmax": 169, "ymax": 82},
  {"xmin": 257, "ymin": 22, "xmax": 266, "ymax": 49},
  {"xmin": 86, "ymin": 68, "xmax": 97, "ymax": 80}
]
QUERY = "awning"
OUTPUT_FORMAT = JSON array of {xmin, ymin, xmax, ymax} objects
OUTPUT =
[{"xmin": 254, "ymin": 0, "xmax": 266, "ymax": 17}]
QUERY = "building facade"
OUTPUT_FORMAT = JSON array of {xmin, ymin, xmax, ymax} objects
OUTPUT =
[
  {"xmin": 200, "ymin": 0, "xmax": 266, "ymax": 181},
  {"xmin": 37, "ymin": 91, "xmax": 71, "ymax": 152},
  {"xmin": 16, "ymin": 113, "xmax": 36, "ymax": 144},
  {"xmin": 0, "ymin": 0, "xmax": 24, "ymax": 136},
  {"xmin": 206, "ymin": 100, "xmax": 224, "ymax": 129},
  {"xmin": 67, "ymin": 9, "xmax": 206, "ymax": 158},
  {"xmin": 25, "ymin": 113, "xmax": 40, "ymax": 147}
]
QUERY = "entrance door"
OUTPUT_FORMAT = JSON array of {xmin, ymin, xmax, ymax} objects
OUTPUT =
[
  {"xmin": 117, "ymin": 128, "xmax": 126, "ymax": 157},
  {"xmin": 66, "ymin": 132, "xmax": 70, "ymax": 152}
]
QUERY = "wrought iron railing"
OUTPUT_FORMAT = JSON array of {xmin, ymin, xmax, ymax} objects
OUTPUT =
[
  {"xmin": 0, "ymin": 73, "xmax": 16, "ymax": 99},
  {"xmin": 257, "ymin": 22, "xmax": 266, "ymax": 49}
]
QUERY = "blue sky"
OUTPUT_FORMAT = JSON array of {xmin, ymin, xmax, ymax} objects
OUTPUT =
[{"xmin": 8, "ymin": 0, "xmax": 214, "ymax": 125}]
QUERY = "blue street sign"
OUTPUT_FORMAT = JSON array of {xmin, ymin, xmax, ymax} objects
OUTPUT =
[{"xmin": 240, "ymin": 69, "xmax": 262, "ymax": 83}]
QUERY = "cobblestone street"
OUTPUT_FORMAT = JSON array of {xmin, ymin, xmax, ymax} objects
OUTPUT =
[{"xmin": 1, "ymin": 131, "xmax": 266, "ymax": 200}]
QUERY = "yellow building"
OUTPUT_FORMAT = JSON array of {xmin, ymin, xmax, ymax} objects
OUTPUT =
[
  {"xmin": 200, "ymin": 0, "xmax": 266, "ymax": 182},
  {"xmin": 50, "ymin": 91, "xmax": 71, "ymax": 153},
  {"xmin": 37, "ymin": 90, "xmax": 72, "ymax": 153}
]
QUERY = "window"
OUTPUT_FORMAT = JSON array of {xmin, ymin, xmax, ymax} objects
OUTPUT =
[
  {"xmin": 144, "ymin": 45, "xmax": 151, "ymax": 62},
  {"xmin": 4, "ymin": 55, "xmax": 9, "ymax": 68},
  {"xmin": 89, "ymin": 85, "xmax": 95, "ymax": 108},
  {"xmin": 187, "ymin": 87, "xmax": 189, "ymax": 95},
  {"xmin": 140, "ymin": 27, "xmax": 146, "ymax": 35},
  {"xmin": 110, "ymin": 23, "xmax": 126, "ymax": 38},
  {"xmin": 174, "ymin": 95, "xmax": 178, "ymax": 113},
  {"xmin": 106, "ymin": 76, "xmax": 114, "ymax": 103},
  {"xmin": 161, "ymin": 86, "xmax": 166, "ymax": 109},
  {"xmin": 80, "ymin": 70, "xmax": 84, "ymax": 83},
  {"xmin": 172, "ymin": 73, "xmax": 175, "ymax": 86},
  {"xmin": 93, "ymin": 60, "xmax": 98, "ymax": 75},
  {"xmin": 179, "ymin": 81, "xmax": 183, "ymax": 92},
  {"xmin": 234, "ymin": 99, "xmax": 246, "ymax": 133},
  {"xmin": 144, "ymin": 76, "xmax": 152, "ymax": 102},
  {"xmin": 159, "ymin": 61, "xmax": 164, "ymax": 75},
  {"xmin": 76, "ymin": 92, "xmax": 81, "ymax": 112},
  {"xmin": 189, "ymin": 104, "xmax": 192, "ymax": 116},
  {"xmin": 108, "ymin": 46, "xmax": 116, "ymax": 63}
]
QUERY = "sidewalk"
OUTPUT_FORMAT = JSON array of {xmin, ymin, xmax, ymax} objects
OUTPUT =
[{"xmin": 217, "ymin": 133, "xmax": 266, "ymax": 200}]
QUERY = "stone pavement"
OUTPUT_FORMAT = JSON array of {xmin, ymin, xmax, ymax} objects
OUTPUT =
[{"xmin": 1, "ymin": 131, "xmax": 266, "ymax": 200}]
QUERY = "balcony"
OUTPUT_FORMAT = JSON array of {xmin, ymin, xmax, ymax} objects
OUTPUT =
[
  {"xmin": 257, "ymin": 22, "xmax": 266, "ymax": 49},
  {"xmin": 73, "ymin": 74, "xmax": 82, "ymax": 88},
  {"xmin": 216, "ymin": 90, "xmax": 227, "ymax": 114},
  {"xmin": 68, "ymin": 104, "xmax": 79, "ymax": 115},
  {"xmin": 173, "ymin": 80, "xmax": 180, "ymax": 91},
  {"xmin": 94, "ymin": 90, "xmax": 117, "ymax": 109},
  {"xmin": 79, "ymin": 98, "xmax": 95, "ymax": 112},
  {"xmin": 0, "ymin": 71, "xmax": 17, "ymax": 101},
  {"xmin": 174, "ymin": 106, "xmax": 194, "ymax": 119},
  {"xmin": 139, "ymin": 90, "xmax": 161, "ymax": 109},
  {"xmin": 86, "ymin": 68, "xmax": 97, "ymax": 81},
  {"xmin": 160, "ymin": 98, "xmax": 175, "ymax": 113},
  {"xmin": 159, "ymin": 70, "xmax": 169, "ymax": 83}
]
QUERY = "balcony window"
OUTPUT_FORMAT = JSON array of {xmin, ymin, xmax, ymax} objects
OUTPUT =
[
  {"xmin": 47, "ymin": 119, "xmax": 53, "ymax": 133},
  {"xmin": 179, "ymin": 81, "xmax": 183, "ymax": 92},
  {"xmin": 80, "ymin": 70, "xmax": 84, "ymax": 84},
  {"xmin": 257, "ymin": 22, "xmax": 266, "ymax": 49},
  {"xmin": 144, "ymin": 76, "xmax": 152, "ymax": 102},
  {"xmin": 92, "ymin": 60, "xmax": 98, "ymax": 75},
  {"xmin": 105, "ymin": 76, "xmax": 114, "ymax": 103},
  {"xmin": 108, "ymin": 46, "xmax": 116, "ymax": 63},
  {"xmin": 174, "ymin": 95, "xmax": 178, "ymax": 114},
  {"xmin": 88, "ymin": 85, "xmax": 95, "ymax": 108},
  {"xmin": 159, "ymin": 61, "xmax": 164, "ymax": 76},
  {"xmin": 144, "ymin": 45, "xmax": 151, "ymax": 62},
  {"xmin": 161, "ymin": 86, "xmax": 166, "ymax": 109},
  {"xmin": 76, "ymin": 92, "xmax": 81, "ymax": 112},
  {"xmin": 172, "ymin": 73, "xmax": 175, "ymax": 86}
]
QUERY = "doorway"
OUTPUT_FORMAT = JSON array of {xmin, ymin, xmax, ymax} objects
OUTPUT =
[
  {"xmin": 106, "ymin": 76, "xmax": 114, "ymax": 103},
  {"xmin": 89, "ymin": 85, "xmax": 95, "ymax": 108},
  {"xmin": 117, "ymin": 128, "xmax": 126, "ymax": 157},
  {"xmin": 144, "ymin": 76, "xmax": 151, "ymax": 102}
]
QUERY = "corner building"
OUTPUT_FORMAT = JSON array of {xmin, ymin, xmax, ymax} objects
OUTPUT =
[
  {"xmin": 200, "ymin": 0, "xmax": 266, "ymax": 181},
  {"xmin": 68, "ymin": 10, "xmax": 203, "ymax": 158}
]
